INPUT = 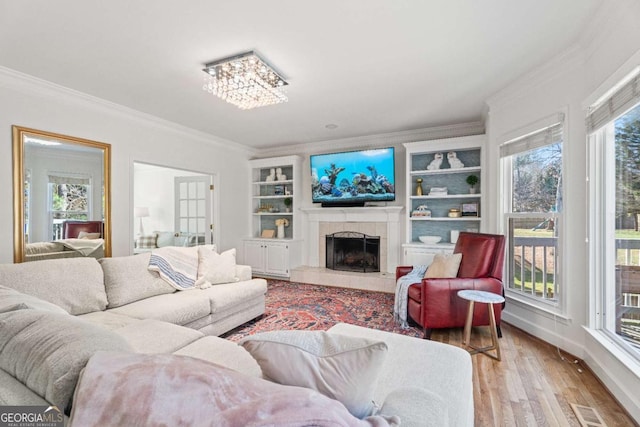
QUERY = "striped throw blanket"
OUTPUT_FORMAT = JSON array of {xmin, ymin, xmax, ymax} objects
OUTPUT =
[
  {"xmin": 148, "ymin": 247, "xmax": 199, "ymax": 291},
  {"xmin": 393, "ymin": 265, "xmax": 428, "ymax": 329}
]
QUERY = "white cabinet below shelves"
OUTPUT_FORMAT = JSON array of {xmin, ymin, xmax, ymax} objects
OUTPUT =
[
  {"xmin": 402, "ymin": 243, "xmax": 454, "ymax": 266},
  {"xmin": 243, "ymin": 239, "xmax": 300, "ymax": 278}
]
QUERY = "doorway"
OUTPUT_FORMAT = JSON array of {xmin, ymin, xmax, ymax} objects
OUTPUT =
[{"xmin": 133, "ymin": 162, "xmax": 217, "ymax": 253}]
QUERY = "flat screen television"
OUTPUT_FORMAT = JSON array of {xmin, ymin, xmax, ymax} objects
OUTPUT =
[{"xmin": 310, "ymin": 147, "xmax": 395, "ymax": 207}]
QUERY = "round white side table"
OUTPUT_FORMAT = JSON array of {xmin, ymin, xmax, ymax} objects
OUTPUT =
[{"xmin": 457, "ymin": 289, "xmax": 505, "ymax": 361}]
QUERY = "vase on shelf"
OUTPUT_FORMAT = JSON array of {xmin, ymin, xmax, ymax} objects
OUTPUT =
[
  {"xmin": 415, "ymin": 178, "xmax": 423, "ymax": 196},
  {"xmin": 277, "ymin": 224, "xmax": 285, "ymax": 239}
]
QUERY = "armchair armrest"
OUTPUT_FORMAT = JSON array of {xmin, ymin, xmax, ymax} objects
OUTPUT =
[
  {"xmin": 419, "ymin": 277, "xmax": 504, "ymax": 329},
  {"xmin": 396, "ymin": 266, "xmax": 414, "ymax": 281}
]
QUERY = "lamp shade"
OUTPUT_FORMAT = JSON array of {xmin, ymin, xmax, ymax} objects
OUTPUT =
[{"xmin": 134, "ymin": 207, "xmax": 150, "ymax": 218}]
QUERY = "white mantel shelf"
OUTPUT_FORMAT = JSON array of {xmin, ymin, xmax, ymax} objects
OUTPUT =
[
  {"xmin": 300, "ymin": 205, "xmax": 404, "ymax": 273},
  {"xmin": 301, "ymin": 206, "xmax": 404, "ymax": 222}
]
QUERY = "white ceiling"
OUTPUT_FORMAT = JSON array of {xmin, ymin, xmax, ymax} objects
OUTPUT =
[{"xmin": 0, "ymin": 0, "xmax": 603, "ymax": 150}]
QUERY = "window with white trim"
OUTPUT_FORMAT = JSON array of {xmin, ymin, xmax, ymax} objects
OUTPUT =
[
  {"xmin": 48, "ymin": 173, "xmax": 91, "ymax": 240},
  {"xmin": 500, "ymin": 119, "xmax": 563, "ymax": 305},
  {"xmin": 588, "ymin": 69, "xmax": 640, "ymax": 355}
]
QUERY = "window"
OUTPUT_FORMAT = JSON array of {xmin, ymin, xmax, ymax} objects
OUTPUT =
[
  {"xmin": 48, "ymin": 173, "xmax": 91, "ymax": 240},
  {"xmin": 500, "ymin": 118, "xmax": 563, "ymax": 305},
  {"xmin": 588, "ymin": 70, "xmax": 640, "ymax": 355}
]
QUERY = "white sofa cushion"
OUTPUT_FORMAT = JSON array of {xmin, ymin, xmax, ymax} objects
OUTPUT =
[
  {"xmin": 0, "ymin": 309, "xmax": 132, "ymax": 412},
  {"xmin": 114, "ymin": 319, "xmax": 203, "ymax": 354},
  {"xmin": 108, "ymin": 291, "xmax": 210, "ymax": 325},
  {"xmin": 0, "ymin": 258, "xmax": 107, "ymax": 315},
  {"xmin": 100, "ymin": 253, "xmax": 175, "ymax": 308},
  {"xmin": 197, "ymin": 279, "xmax": 267, "ymax": 314},
  {"xmin": 0, "ymin": 286, "xmax": 68, "ymax": 315},
  {"xmin": 76, "ymin": 311, "xmax": 142, "ymax": 331},
  {"xmin": 240, "ymin": 330, "xmax": 388, "ymax": 419},
  {"xmin": 173, "ymin": 336, "xmax": 263, "ymax": 378},
  {"xmin": 378, "ymin": 388, "xmax": 449, "ymax": 427}
]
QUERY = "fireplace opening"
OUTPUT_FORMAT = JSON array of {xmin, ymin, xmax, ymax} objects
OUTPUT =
[{"xmin": 326, "ymin": 231, "xmax": 380, "ymax": 273}]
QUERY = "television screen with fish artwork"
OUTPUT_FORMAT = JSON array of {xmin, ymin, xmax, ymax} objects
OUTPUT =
[{"xmin": 310, "ymin": 147, "xmax": 395, "ymax": 207}]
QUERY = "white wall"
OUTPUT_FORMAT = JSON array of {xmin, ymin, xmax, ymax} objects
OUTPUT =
[
  {"xmin": 0, "ymin": 68, "xmax": 253, "ymax": 262},
  {"xmin": 486, "ymin": 0, "xmax": 640, "ymax": 419},
  {"xmin": 133, "ymin": 163, "xmax": 207, "ymax": 239}
]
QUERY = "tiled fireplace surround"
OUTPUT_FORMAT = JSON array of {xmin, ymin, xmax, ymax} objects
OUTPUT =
[{"xmin": 290, "ymin": 207, "xmax": 403, "ymax": 293}]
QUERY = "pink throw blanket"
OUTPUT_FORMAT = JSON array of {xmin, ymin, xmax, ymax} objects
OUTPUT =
[{"xmin": 69, "ymin": 352, "xmax": 399, "ymax": 427}]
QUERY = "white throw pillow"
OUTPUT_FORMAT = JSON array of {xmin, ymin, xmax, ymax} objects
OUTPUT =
[
  {"xmin": 239, "ymin": 330, "xmax": 388, "ymax": 419},
  {"xmin": 77, "ymin": 231, "xmax": 101, "ymax": 239},
  {"xmin": 195, "ymin": 247, "xmax": 238, "ymax": 288},
  {"xmin": 424, "ymin": 253, "xmax": 463, "ymax": 278}
]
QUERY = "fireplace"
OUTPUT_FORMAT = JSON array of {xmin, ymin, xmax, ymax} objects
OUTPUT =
[{"xmin": 326, "ymin": 231, "xmax": 380, "ymax": 273}]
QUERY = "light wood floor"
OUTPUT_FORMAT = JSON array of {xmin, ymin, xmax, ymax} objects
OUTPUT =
[{"xmin": 429, "ymin": 323, "xmax": 637, "ymax": 426}]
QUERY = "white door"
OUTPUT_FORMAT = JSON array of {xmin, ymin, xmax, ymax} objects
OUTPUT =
[
  {"xmin": 265, "ymin": 242, "xmax": 289, "ymax": 276},
  {"xmin": 244, "ymin": 240, "xmax": 265, "ymax": 274},
  {"xmin": 175, "ymin": 176, "xmax": 213, "ymax": 246}
]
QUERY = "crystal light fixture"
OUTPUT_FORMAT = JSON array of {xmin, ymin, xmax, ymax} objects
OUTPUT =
[{"xmin": 202, "ymin": 51, "xmax": 288, "ymax": 110}]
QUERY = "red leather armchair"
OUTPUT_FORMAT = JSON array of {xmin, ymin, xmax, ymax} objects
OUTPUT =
[
  {"xmin": 62, "ymin": 220, "xmax": 104, "ymax": 239},
  {"xmin": 397, "ymin": 232, "xmax": 505, "ymax": 339}
]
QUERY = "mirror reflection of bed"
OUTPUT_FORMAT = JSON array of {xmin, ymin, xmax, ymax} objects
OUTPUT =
[{"xmin": 25, "ymin": 220, "xmax": 105, "ymax": 261}]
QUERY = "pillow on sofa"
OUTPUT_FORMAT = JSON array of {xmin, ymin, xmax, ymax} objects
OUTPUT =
[
  {"xmin": 137, "ymin": 234, "xmax": 158, "ymax": 249},
  {"xmin": 154, "ymin": 231, "xmax": 175, "ymax": 248},
  {"xmin": 77, "ymin": 231, "xmax": 101, "ymax": 239},
  {"xmin": 0, "ymin": 302, "xmax": 28, "ymax": 313},
  {"xmin": 0, "ymin": 310, "xmax": 132, "ymax": 413},
  {"xmin": 195, "ymin": 247, "xmax": 238, "ymax": 288},
  {"xmin": 239, "ymin": 330, "xmax": 388, "ymax": 419},
  {"xmin": 69, "ymin": 351, "xmax": 399, "ymax": 427},
  {"xmin": 424, "ymin": 253, "xmax": 463, "ymax": 278},
  {"xmin": 0, "ymin": 285, "xmax": 69, "ymax": 315},
  {"xmin": 99, "ymin": 253, "xmax": 175, "ymax": 308},
  {"xmin": 0, "ymin": 258, "xmax": 108, "ymax": 315}
]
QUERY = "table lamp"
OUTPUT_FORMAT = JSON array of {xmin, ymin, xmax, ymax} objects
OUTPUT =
[{"xmin": 134, "ymin": 207, "xmax": 150, "ymax": 235}]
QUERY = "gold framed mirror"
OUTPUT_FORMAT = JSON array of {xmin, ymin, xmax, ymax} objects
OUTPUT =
[{"xmin": 12, "ymin": 126, "xmax": 111, "ymax": 262}]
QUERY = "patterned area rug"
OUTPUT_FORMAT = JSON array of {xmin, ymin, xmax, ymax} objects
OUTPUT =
[{"xmin": 222, "ymin": 280, "xmax": 423, "ymax": 342}]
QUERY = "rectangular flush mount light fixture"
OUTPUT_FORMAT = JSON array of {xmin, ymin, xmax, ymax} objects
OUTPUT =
[{"xmin": 202, "ymin": 51, "xmax": 288, "ymax": 110}]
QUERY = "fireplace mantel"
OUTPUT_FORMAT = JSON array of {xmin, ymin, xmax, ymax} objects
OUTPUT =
[
  {"xmin": 301, "ymin": 206, "xmax": 404, "ymax": 222},
  {"xmin": 301, "ymin": 206, "xmax": 404, "ymax": 273}
]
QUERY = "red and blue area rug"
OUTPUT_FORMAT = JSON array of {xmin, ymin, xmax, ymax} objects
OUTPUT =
[{"xmin": 222, "ymin": 280, "xmax": 423, "ymax": 342}]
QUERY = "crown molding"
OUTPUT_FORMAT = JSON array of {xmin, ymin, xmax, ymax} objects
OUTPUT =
[
  {"xmin": 254, "ymin": 121, "xmax": 486, "ymax": 158},
  {"xmin": 485, "ymin": 44, "xmax": 586, "ymax": 111},
  {"xmin": 579, "ymin": 0, "xmax": 640, "ymax": 63},
  {"xmin": 0, "ymin": 66, "xmax": 253, "ymax": 156}
]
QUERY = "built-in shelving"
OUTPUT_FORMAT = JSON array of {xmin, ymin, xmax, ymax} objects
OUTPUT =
[
  {"xmin": 403, "ymin": 135, "xmax": 486, "ymax": 248},
  {"xmin": 244, "ymin": 155, "xmax": 302, "ymax": 278}
]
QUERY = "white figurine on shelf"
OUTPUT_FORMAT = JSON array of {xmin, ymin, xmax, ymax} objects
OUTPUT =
[
  {"xmin": 265, "ymin": 168, "xmax": 276, "ymax": 182},
  {"xmin": 276, "ymin": 167, "xmax": 287, "ymax": 181},
  {"xmin": 427, "ymin": 153, "xmax": 443, "ymax": 170},
  {"xmin": 447, "ymin": 151, "xmax": 465, "ymax": 169}
]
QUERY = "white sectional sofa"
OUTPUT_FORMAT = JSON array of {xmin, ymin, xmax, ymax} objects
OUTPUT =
[{"xmin": 0, "ymin": 255, "xmax": 474, "ymax": 427}]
